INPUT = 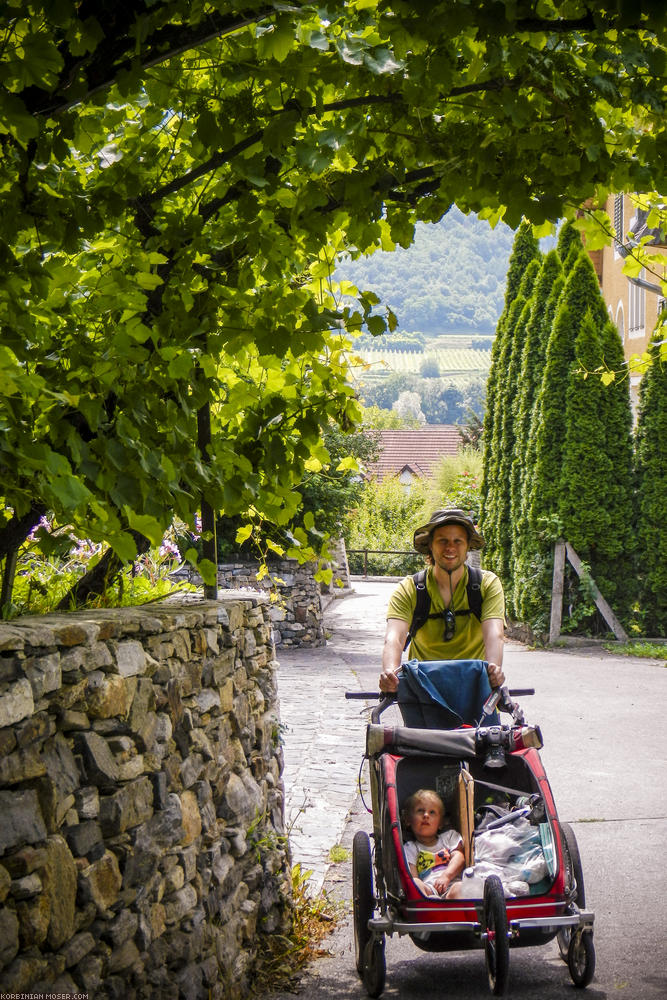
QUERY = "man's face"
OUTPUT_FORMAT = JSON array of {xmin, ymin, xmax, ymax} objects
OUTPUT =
[{"xmin": 430, "ymin": 524, "xmax": 469, "ymax": 572}]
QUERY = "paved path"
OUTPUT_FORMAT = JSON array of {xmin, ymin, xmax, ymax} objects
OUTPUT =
[
  {"xmin": 276, "ymin": 581, "xmax": 394, "ymax": 891},
  {"xmin": 274, "ymin": 580, "xmax": 667, "ymax": 999}
]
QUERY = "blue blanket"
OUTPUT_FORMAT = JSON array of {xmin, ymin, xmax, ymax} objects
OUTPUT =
[{"xmin": 397, "ymin": 659, "xmax": 499, "ymax": 729}]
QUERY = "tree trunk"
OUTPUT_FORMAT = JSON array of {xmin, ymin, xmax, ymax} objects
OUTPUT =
[{"xmin": 56, "ymin": 531, "xmax": 151, "ymax": 610}]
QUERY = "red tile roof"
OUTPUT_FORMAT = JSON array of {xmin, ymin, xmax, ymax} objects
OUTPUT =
[{"xmin": 365, "ymin": 425, "xmax": 461, "ymax": 480}]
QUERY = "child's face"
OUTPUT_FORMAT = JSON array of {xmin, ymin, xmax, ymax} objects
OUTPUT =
[{"xmin": 409, "ymin": 797, "xmax": 443, "ymax": 842}]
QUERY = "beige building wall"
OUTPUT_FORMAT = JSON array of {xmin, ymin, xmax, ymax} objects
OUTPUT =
[{"xmin": 587, "ymin": 193, "xmax": 667, "ymax": 410}]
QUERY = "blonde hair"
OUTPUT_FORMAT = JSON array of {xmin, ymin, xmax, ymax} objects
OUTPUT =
[{"xmin": 403, "ymin": 789, "xmax": 447, "ymax": 831}]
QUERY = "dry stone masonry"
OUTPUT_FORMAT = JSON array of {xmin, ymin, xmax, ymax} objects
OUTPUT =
[
  {"xmin": 212, "ymin": 560, "xmax": 326, "ymax": 648},
  {"xmin": 0, "ymin": 596, "xmax": 291, "ymax": 999}
]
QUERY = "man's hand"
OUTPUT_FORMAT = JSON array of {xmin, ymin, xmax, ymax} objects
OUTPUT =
[
  {"xmin": 486, "ymin": 661, "xmax": 505, "ymax": 688},
  {"xmin": 379, "ymin": 667, "xmax": 400, "ymax": 693}
]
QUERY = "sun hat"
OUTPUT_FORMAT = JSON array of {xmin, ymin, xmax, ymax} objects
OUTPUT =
[{"xmin": 413, "ymin": 508, "xmax": 485, "ymax": 554}]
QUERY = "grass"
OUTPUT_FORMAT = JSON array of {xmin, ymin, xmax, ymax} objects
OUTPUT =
[
  {"xmin": 251, "ymin": 864, "xmax": 341, "ymax": 995},
  {"xmin": 328, "ymin": 844, "xmax": 351, "ymax": 863},
  {"xmin": 604, "ymin": 641, "xmax": 667, "ymax": 660}
]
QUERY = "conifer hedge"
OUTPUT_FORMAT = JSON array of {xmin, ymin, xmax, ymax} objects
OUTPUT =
[{"xmin": 635, "ymin": 340, "xmax": 667, "ymax": 635}]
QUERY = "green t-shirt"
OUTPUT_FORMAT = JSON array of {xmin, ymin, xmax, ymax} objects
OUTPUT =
[{"xmin": 387, "ymin": 564, "xmax": 505, "ymax": 662}]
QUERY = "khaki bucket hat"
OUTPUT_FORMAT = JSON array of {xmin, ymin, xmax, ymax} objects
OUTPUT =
[{"xmin": 413, "ymin": 508, "xmax": 485, "ymax": 554}]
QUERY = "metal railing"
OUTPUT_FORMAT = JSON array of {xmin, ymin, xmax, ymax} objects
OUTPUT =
[{"xmin": 346, "ymin": 548, "xmax": 423, "ymax": 578}]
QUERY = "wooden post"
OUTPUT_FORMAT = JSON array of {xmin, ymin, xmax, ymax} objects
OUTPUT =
[
  {"xmin": 565, "ymin": 543, "xmax": 629, "ymax": 642},
  {"xmin": 549, "ymin": 539, "xmax": 566, "ymax": 644}
]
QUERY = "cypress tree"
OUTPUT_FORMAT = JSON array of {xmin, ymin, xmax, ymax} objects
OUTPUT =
[
  {"xmin": 518, "ymin": 253, "xmax": 607, "ymax": 631},
  {"xmin": 491, "ymin": 260, "xmax": 541, "ymax": 606},
  {"xmin": 510, "ymin": 251, "xmax": 564, "ymax": 611},
  {"xmin": 480, "ymin": 219, "xmax": 540, "ymax": 536},
  {"xmin": 635, "ymin": 340, "xmax": 667, "ymax": 635},
  {"xmin": 556, "ymin": 221, "xmax": 583, "ymax": 264},
  {"xmin": 480, "ymin": 220, "xmax": 540, "ymax": 570}
]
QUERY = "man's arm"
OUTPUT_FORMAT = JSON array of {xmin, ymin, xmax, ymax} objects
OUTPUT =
[
  {"xmin": 379, "ymin": 617, "xmax": 410, "ymax": 692},
  {"xmin": 482, "ymin": 617, "xmax": 505, "ymax": 687}
]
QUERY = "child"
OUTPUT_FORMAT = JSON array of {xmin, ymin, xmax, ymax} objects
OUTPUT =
[{"xmin": 403, "ymin": 789, "xmax": 466, "ymax": 898}]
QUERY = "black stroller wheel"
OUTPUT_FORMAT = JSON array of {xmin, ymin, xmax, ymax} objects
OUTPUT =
[
  {"xmin": 353, "ymin": 831, "xmax": 374, "ymax": 976},
  {"xmin": 484, "ymin": 875, "xmax": 510, "ymax": 997},
  {"xmin": 557, "ymin": 822, "xmax": 586, "ymax": 961},
  {"xmin": 363, "ymin": 935, "xmax": 386, "ymax": 998},
  {"xmin": 568, "ymin": 930, "xmax": 596, "ymax": 988}
]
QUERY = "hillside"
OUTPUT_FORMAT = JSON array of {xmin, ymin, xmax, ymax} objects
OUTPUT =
[{"xmin": 336, "ymin": 206, "xmax": 515, "ymax": 335}]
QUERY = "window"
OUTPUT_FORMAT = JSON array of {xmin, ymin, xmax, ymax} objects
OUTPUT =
[
  {"xmin": 615, "ymin": 303, "xmax": 625, "ymax": 344},
  {"xmin": 628, "ymin": 273, "xmax": 646, "ymax": 338}
]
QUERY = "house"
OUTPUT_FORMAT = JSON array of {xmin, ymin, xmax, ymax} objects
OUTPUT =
[
  {"xmin": 587, "ymin": 193, "xmax": 667, "ymax": 408},
  {"xmin": 364, "ymin": 425, "xmax": 461, "ymax": 485}
]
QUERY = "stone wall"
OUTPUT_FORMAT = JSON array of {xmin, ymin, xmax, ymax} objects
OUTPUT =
[
  {"xmin": 213, "ymin": 561, "xmax": 325, "ymax": 648},
  {"xmin": 0, "ymin": 597, "xmax": 291, "ymax": 999}
]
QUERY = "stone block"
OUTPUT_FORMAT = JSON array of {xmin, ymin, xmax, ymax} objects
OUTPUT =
[
  {"xmin": 59, "ymin": 709, "xmax": 90, "ymax": 731},
  {"xmin": 43, "ymin": 834, "xmax": 77, "ymax": 949},
  {"xmin": 163, "ymin": 883, "xmax": 197, "ymax": 925},
  {"xmin": 10, "ymin": 872, "xmax": 42, "ymax": 898},
  {"xmin": 75, "ymin": 731, "xmax": 120, "ymax": 786},
  {"xmin": 16, "ymin": 892, "xmax": 50, "ymax": 948},
  {"xmin": 106, "ymin": 908, "xmax": 138, "ymax": 948},
  {"xmin": 78, "ymin": 850, "xmax": 122, "ymax": 913},
  {"xmin": 85, "ymin": 671, "xmax": 135, "ymax": 719},
  {"xmin": 0, "ymin": 864, "xmax": 10, "ymax": 902},
  {"xmin": 180, "ymin": 753, "xmax": 204, "ymax": 789},
  {"xmin": 61, "ymin": 929, "xmax": 95, "ymax": 968},
  {"xmin": 99, "ymin": 776, "xmax": 154, "ymax": 835},
  {"xmin": 106, "ymin": 937, "xmax": 141, "ymax": 974},
  {"xmin": 43, "ymin": 730, "xmax": 80, "ymax": 796},
  {"xmin": 0, "ymin": 789, "xmax": 47, "ymax": 853},
  {"xmin": 74, "ymin": 785, "xmax": 99, "ymax": 820},
  {"xmin": 63, "ymin": 820, "xmax": 103, "ymax": 859},
  {"xmin": 0, "ymin": 678, "xmax": 34, "ymax": 728},
  {"xmin": 0, "ymin": 746, "xmax": 46, "ymax": 785},
  {"xmin": 23, "ymin": 651, "xmax": 61, "ymax": 700},
  {"xmin": 113, "ymin": 639, "xmax": 147, "ymax": 677},
  {"xmin": 118, "ymin": 755, "xmax": 145, "ymax": 781},
  {"xmin": 15, "ymin": 711, "xmax": 55, "ymax": 748},
  {"xmin": 0, "ymin": 908, "xmax": 20, "ymax": 971},
  {"xmin": 180, "ymin": 789, "xmax": 202, "ymax": 846}
]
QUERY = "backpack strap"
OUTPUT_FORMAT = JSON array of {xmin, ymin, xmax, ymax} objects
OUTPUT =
[
  {"xmin": 466, "ymin": 565, "xmax": 483, "ymax": 622},
  {"xmin": 403, "ymin": 565, "xmax": 484, "ymax": 651},
  {"xmin": 404, "ymin": 569, "xmax": 430, "ymax": 651}
]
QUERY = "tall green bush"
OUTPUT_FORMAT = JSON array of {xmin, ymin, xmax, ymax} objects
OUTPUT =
[
  {"xmin": 634, "ymin": 339, "xmax": 667, "ymax": 635},
  {"xmin": 518, "ymin": 253, "xmax": 607, "ymax": 630},
  {"xmin": 481, "ymin": 220, "xmax": 540, "ymax": 537},
  {"xmin": 510, "ymin": 251, "xmax": 564, "ymax": 610},
  {"xmin": 481, "ymin": 223, "xmax": 541, "ymax": 579}
]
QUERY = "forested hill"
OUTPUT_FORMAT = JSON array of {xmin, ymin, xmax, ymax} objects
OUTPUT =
[{"xmin": 336, "ymin": 206, "xmax": 515, "ymax": 335}]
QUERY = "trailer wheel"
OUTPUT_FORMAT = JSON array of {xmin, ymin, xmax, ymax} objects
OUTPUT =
[
  {"xmin": 353, "ymin": 831, "xmax": 374, "ymax": 976},
  {"xmin": 568, "ymin": 930, "xmax": 596, "ymax": 988},
  {"xmin": 557, "ymin": 822, "xmax": 586, "ymax": 961},
  {"xmin": 484, "ymin": 875, "xmax": 510, "ymax": 997},
  {"xmin": 363, "ymin": 936, "xmax": 386, "ymax": 998}
]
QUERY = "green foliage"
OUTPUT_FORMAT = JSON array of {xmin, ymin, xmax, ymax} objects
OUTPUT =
[
  {"xmin": 635, "ymin": 340, "xmax": 667, "ymax": 636},
  {"xmin": 2, "ymin": 518, "xmax": 192, "ymax": 618},
  {"xmin": 604, "ymin": 642, "xmax": 667, "ymax": 660},
  {"xmin": 359, "ymin": 373, "xmax": 469, "ymax": 424},
  {"xmin": 3, "ymin": 2, "xmax": 667, "ymax": 606},
  {"xmin": 360, "ymin": 405, "xmax": 419, "ymax": 429},
  {"xmin": 430, "ymin": 449, "xmax": 483, "ymax": 511},
  {"xmin": 481, "ymin": 220, "xmax": 542, "ymax": 559},
  {"xmin": 343, "ymin": 477, "xmax": 430, "ymax": 576}
]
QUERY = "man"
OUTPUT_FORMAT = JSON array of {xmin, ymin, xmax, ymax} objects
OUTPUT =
[{"xmin": 379, "ymin": 508, "xmax": 505, "ymax": 693}]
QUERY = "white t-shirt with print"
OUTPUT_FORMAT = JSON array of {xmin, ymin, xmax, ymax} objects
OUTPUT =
[{"xmin": 404, "ymin": 829, "xmax": 463, "ymax": 887}]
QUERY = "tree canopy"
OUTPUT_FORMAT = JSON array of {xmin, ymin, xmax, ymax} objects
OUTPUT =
[{"xmin": 2, "ymin": 1, "xmax": 667, "ymax": 595}]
